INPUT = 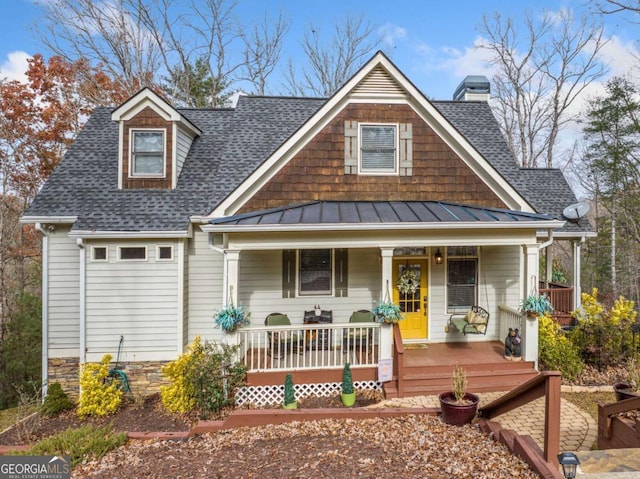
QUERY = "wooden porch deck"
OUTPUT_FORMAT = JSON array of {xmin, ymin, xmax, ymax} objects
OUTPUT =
[
  {"xmin": 245, "ymin": 340, "xmax": 539, "ymax": 399},
  {"xmin": 385, "ymin": 341, "xmax": 539, "ymax": 398}
]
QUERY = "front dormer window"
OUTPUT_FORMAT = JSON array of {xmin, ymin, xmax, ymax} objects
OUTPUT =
[
  {"xmin": 359, "ymin": 124, "xmax": 397, "ymax": 174},
  {"xmin": 131, "ymin": 130, "xmax": 165, "ymax": 177}
]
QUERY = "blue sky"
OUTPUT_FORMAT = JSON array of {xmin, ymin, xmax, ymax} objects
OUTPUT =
[{"xmin": 1, "ymin": 0, "xmax": 638, "ymax": 100}]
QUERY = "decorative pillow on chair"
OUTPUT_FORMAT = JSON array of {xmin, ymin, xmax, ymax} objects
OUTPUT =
[{"xmin": 473, "ymin": 323, "xmax": 487, "ymax": 333}]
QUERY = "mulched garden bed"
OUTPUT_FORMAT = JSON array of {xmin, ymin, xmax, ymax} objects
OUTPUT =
[
  {"xmin": 0, "ymin": 390, "xmax": 384, "ymax": 447},
  {"xmin": 0, "ymin": 394, "xmax": 191, "ymax": 446}
]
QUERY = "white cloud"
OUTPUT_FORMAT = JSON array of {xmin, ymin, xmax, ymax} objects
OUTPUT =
[
  {"xmin": 379, "ymin": 23, "xmax": 407, "ymax": 48},
  {"xmin": 0, "ymin": 51, "xmax": 32, "ymax": 82},
  {"xmin": 413, "ymin": 36, "xmax": 495, "ymax": 94}
]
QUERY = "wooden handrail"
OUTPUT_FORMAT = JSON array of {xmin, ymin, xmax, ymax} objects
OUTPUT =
[
  {"xmin": 479, "ymin": 370, "xmax": 561, "ymax": 466},
  {"xmin": 392, "ymin": 323, "xmax": 405, "ymax": 397},
  {"xmin": 598, "ymin": 394, "xmax": 640, "ymax": 440}
]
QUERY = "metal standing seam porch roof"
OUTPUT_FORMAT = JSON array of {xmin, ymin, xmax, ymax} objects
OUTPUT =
[{"xmin": 206, "ymin": 201, "xmax": 564, "ymax": 231}]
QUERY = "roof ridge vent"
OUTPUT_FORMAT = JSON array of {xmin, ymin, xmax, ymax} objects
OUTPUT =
[{"xmin": 453, "ymin": 75, "xmax": 490, "ymax": 102}]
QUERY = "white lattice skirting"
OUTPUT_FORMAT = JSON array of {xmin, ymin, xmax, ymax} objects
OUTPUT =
[{"xmin": 235, "ymin": 380, "xmax": 382, "ymax": 407}]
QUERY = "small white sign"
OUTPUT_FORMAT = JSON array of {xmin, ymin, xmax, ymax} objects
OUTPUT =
[{"xmin": 378, "ymin": 358, "xmax": 393, "ymax": 382}]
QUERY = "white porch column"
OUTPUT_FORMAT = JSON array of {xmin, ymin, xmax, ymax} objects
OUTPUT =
[
  {"xmin": 379, "ymin": 247, "xmax": 394, "ymax": 361},
  {"xmin": 523, "ymin": 244, "xmax": 540, "ymax": 365},
  {"xmin": 545, "ymin": 245, "xmax": 553, "ymax": 287},
  {"xmin": 223, "ymin": 250, "xmax": 240, "ymax": 347},
  {"xmin": 572, "ymin": 239, "xmax": 583, "ymax": 310},
  {"xmin": 224, "ymin": 250, "xmax": 240, "ymax": 306}
]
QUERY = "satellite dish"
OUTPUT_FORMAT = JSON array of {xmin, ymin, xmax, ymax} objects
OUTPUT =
[{"xmin": 562, "ymin": 201, "xmax": 590, "ymax": 221}]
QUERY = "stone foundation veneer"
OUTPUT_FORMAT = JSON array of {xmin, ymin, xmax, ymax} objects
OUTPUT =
[{"xmin": 47, "ymin": 358, "xmax": 170, "ymax": 398}]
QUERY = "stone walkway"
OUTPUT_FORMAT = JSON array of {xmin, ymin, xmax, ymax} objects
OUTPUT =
[{"xmin": 371, "ymin": 388, "xmax": 598, "ymax": 453}]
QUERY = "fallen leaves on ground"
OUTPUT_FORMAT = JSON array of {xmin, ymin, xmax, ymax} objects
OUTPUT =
[{"xmin": 75, "ymin": 415, "xmax": 540, "ymax": 479}]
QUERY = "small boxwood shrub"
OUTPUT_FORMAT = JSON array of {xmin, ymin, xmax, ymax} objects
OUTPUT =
[
  {"xmin": 77, "ymin": 354, "xmax": 122, "ymax": 417},
  {"xmin": 41, "ymin": 382, "xmax": 74, "ymax": 417}
]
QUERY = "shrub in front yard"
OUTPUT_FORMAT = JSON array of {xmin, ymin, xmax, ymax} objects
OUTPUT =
[
  {"xmin": 538, "ymin": 313, "xmax": 584, "ymax": 381},
  {"xmin": 77, "ymin": 355, "xmax": 122, "ymax": 417},
  {"xmin": 161, "ymin": 336, "xmax": 205, "ymax": 414},
  {"xmin": 41, "ymin": 382, "xmax": 74, "ymax": 417},
  {"xmin": 161, "ymin": 336, "xmax": 246, "ymax": 418},
  {"xmin": 16, "ymin": 423, "xmax": 127, "ymax": 467},
  {"xmin": 571, "ymin": 288, "xmax": 638, "ymax": 368}
]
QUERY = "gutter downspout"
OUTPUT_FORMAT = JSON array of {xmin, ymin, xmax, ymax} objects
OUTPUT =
[
  {"xmin": 35, "ymin": 223, "xmax": 49, "ymax": 398},
  {"xmin": 76, "ymin": 239, "xmax": 86, "ymax": 367},
  {"xmin": 538, "ymin": 228, "xmax": 554, "ymax": 252},
  {"xmin": 208, "ymin": 233, "xmax": 227, "ymax": 306}
]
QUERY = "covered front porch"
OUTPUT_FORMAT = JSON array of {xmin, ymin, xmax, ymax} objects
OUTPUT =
[
  {"xmin": 202, "ymin": 201, "xmax": 577, "ymax": 396},
  {"xmin": 231, "ymin": 305, "xmax": 538, "ymax": 398}
]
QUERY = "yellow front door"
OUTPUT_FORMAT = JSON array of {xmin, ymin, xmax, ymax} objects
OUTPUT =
[{"xmin": 393, "ymin": 259, "xmax": 428, "ymax": 339}]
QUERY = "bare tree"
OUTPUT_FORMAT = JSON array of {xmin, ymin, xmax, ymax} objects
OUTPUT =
[
  {"xmin": 479, "ymin": 10, "xmax": 608, "ymax": 168},
  {"xmin": 37, "ymin": 0, "xmax": 161, "ymax": 96},
  {"xmin": 593, "ymin": 0, "xmax": 640, "ymax": 16},
  {"xmin": 240, "ymin": 11, "xmax": 290, "ymax": 95},
  {"xmin": 284, "ymin": 13, "xmax": 382, "ymax": 97},
  {"xmin": 37, "ymin": 0, "xmax": 289, "ymax": 106}
]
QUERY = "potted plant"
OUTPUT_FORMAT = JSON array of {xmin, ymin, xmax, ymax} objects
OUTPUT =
[
  {"xmin": 341, "ymin": 362, "xmax": 356, "ymax": 407},
  {"xmin": 520, "ymin": 293, "xmax": 553, "ymax": 319},
  {"xmin": 438, "ymin": 365, "xmax": 480, "ymax": 426},
  {"xmin": 613, "ymin": 357, "xmax": 640, "ymax": 401},
  {"xmin": 214, "ymin": 303, "xmax": 249, "ymax": 333},
  {"xmin": 283, "ymin": 374, "xmax": 297, "ymax": 409},
  {"xmin": 372, "ymin": 302, "xmax": 404, "ymax": 325}
]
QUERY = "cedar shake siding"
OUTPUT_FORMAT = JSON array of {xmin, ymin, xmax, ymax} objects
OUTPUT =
[
  {"xmin": 122, "ymin": 107, "xmax": 173, "ymax": 189},
  {"xmin": 241, "ymin": 103, "xmax": 506, "ymax": 212}
]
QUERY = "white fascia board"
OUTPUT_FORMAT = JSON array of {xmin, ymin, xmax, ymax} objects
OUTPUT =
[
  {"xmin": 211, "ymin": 52, "xmax": 532, "ymax": 217},
  {"xmin": 201, "ymin": 219, "xmax": 565, "ymax": 234},
  {"xmin": 111, "ymin": 89, "xmax": 201, "ymax": 136},
  {"xmin": 538, "ymin": 230, "xmax": 597, "ymax": 239},
  {"xmin": 225, "ymin": 229, "xmax": 537, "ymax": 250},
  {"xmin": 20, "ymin": 216, "xmax": 78, "ymax": 224},
  {"xmin": 69, "ymin": 230, "xmax": 191, "ymax": 239}
]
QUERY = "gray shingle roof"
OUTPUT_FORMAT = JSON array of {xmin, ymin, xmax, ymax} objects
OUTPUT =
[{"xmin": 25, "ymin": 95, "xmax": 590, "ymax": 235}]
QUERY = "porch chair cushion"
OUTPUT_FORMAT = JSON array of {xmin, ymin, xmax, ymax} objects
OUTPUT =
[
  {"xmin": 343, "ymin": 310, "xmax": 374, "ymax": 354},
  {"xmin": 448, "ymin": 306, "xmax": 489, "ymax": 335},
  {"xmin": 265, "ymin": 313, "xmax": 301, "ymax": 357}
]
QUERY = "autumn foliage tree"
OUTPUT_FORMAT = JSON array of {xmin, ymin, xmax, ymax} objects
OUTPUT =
[{"xmin": 0, "ymin": 54, "xmax": 123, "ymax": 406}]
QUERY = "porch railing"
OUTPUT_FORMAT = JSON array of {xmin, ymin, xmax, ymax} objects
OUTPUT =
[
  {"xmin": 498, "ymin": 305, "xmax": 524, "ymax": 344},
  {"xmin": 235, "ymin": 322, "xmax": 381, "ymax": 372},
  {"xmin": 540, "ymin": 285, "xmax": 574, "ymax": 326}
]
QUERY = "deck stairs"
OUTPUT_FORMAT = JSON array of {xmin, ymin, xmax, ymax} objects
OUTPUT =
[{"xmin": 384, "ymin": 357, "xmax": 539, "ymax": 399}]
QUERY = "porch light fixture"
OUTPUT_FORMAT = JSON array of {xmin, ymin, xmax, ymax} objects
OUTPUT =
[
  {"xmin": 434, "ymin": 248, "xmax": 443, "ymax": 265},
  {"xmin": 557, "ymin": 452, "xmax": 580, "ymax": 479}
]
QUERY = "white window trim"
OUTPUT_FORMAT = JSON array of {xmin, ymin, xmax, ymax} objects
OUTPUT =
[
  {"xmin": 297, "ymin": 249, "xmax": 334, "ymax": 297},
  {"xmin": 157, "ymin": 245, "xmax": 174, "ymax": 261},
  {"xmin": 91, "ymin": 246, "xmax": 108, "ymax": 262},
  {"xmin": 117, "ymin": 245, "xmax": 148, "ymax": 262},
  {"xmin": 358, "ymin": 122, "xmax": 399, "ymax": 175},
  {"xmin": 128, "ymin": 128, "xmax": 167, "ymax": 179},
  {"xmin": 445, "ymin": 247, "xmax": 479, "ymax": 314}
]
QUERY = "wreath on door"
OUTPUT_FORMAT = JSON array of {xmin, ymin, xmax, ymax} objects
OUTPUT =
[{"xmin": 397, "ymin": 268, "xmax": 420, "ymax": 295}]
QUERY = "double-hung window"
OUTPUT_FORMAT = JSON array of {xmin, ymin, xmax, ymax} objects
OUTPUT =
[
  {"xmin": 446, "ymin": 246, "xmax": 478, "ymax": 312},
  {"xmin": 359, "ymin": 124, "xmax": 397, "ymax": 174},
  {"xmin": 131, "ymin": 130, "xmax": 165, "ymax": 177},
  {"xmin": 298, "ymin": 249, "xmax": 332, "ymax": 295}
]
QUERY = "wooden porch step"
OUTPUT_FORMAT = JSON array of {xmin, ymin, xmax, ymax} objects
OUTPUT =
[{"xmin": 384, "ymin": 363, "xmax": 539, "ymax": 399}]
